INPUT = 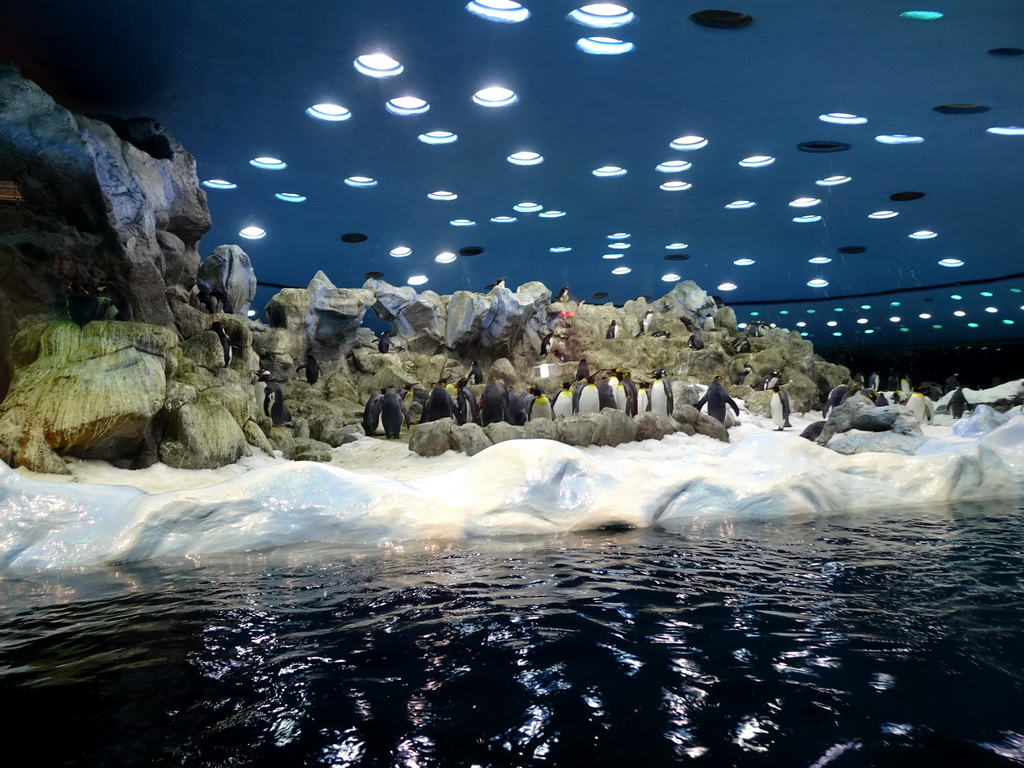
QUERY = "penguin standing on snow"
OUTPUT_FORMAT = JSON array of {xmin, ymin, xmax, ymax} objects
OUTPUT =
[
  {"xmin": 649, "ymin": 369, "xmax": 674, "ymax": 416},
  {"xmin": 552, "ymin": 381, "xmax": 575, "ymax": 419},
  {"xmin": 469, "ymin": 360, "xmax": 483, "ymax": 385},
  {"xmin": 606, "ymin": 319, "xmax": 619, "ymax": 339},
  {"xmin": 906, "ymin": 386, "xmax": 934, "ymax": 424},
  {"xmin": 619, "ymin": 370, "xmax": 638, "ymax": 416},
  {"xmin": 770, "ymin": 384, "xmax": 791, "ymax": 431},
  {"xmin": 696, "ymin": 376, "xmax": 740, "ymax": 426},
  {"xmin": 528, "ymin": 385, "xmax": 553, "ymax": 421},
  {"xmin": 381, "ymin": 387, "xmax": 407, "ymax": 438},
  {"xmin": 948, "ymin": 385, "xmax": 969, "ymax": 419},
  {"xmin": 296, "ymin": 354, "xmax": 320, "ymax": 384},
  {"xmin": 638, "ymin": 309, "xmax": 654, "ymax": 336}
]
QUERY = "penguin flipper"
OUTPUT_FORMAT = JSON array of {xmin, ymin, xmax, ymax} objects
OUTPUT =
[
  {"xmin": 695, "ymin": 394, "xmax": 708, "ymax": 412},
  {"xmin": 726, "ymin": 395, "xmax": 740, "ymax": 416}
]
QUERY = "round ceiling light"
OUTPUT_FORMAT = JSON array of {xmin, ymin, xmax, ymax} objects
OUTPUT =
[
  {"xmin": 656, "ymin": 160, "xmax": 692, "ymax": 173},
  {"xmin": 890, "ymin": 191, "xmax": 926, "ymax": 201},
  {"xmin": 419, "ymin": 131, "xmax": 458, "ymax": 144},
  {"xmin": 792, "ymin": 215, "xmax": 822, "ymax": 223},
  {"xmin": 738, "ymin": 155, "xmax": 775, "ymax": 167},
  {"xmin": 466, "ymin": 0, "xmax": 530, "ymax": 23},
  {"xmin": 717, "ymin": 282, "xmax": 737, "ymax": 291},
  {"xmin": 340, "ymin": 233, "xmax": 368, "ymax": 243},
  {"xmin": 202, "ymin": 179, "xmax": 236, "ymax": 189},
  {"xmin": 796, "ymin": 141, "xmax": 851, "ymax": 153},
  {"xmin": 390, "ymin": 246, "xmax": 412, "ymax": 257},
  {"xmin": 608, "ymin": 242, "xmax": 630, "ymax": 249},
  {"xmin": 987, "ymin": 126, "xmax": 1024, "ymax": 135},
  {"xmin": 344, "ymin": 176, "xmax": 378, "ymax": 188},
  {"xmin": 875, "ymin": 134, "xmax": 924, "ymax": 144},
  {"xmin": 789, "ymin": 197, "xmax": 821, "ymax": 207},
  {"xmin": 427, "ymin": 191, "xmax": 458, "ymax": 201},
  {"xmin": 306, "ymin": 104, "xmax": 351, "ymax": 121},
  {"xmin": 539, "ymin": 210, "xmax": 566, "ymax": 218},
  {"xmin": 354, "ymin": 53, "xmax": 403, "ymax": 78},
  {"xmin": 250, "ymin": 157, "xmax": 286, "ymax": 170},
  {"xmin": 435, "ymin": 252, "xmax": 457, "ymax": 264},
  {"xmin": 275, "ymin": 193, "xmax": 306, "ymax": 202},
  {"xmin": 660, "ymin": 181, "xmax": 692, "ymax": 191},
  {"xmin": 670, "ymin": 135, "xmax": 708, "ymax": 150},
  {"xmin": 473, "ymin": 87, "xmax": 518, "ymax": 107},
  {"xmin": 611, "ymin": 266, "xmax": 632, "ymax": 275},
  {"xmin": 491, "ymin": 215, "xmax": 517, "ymax": 223},
  {"xmin": 593, "ymin": 166, "xmax": 627, "ymax": 176},
  {"xmin": 819, "ymin": 113, "xmax": 868, "ymax": 125},
  {"xmin": 664, "ymin": 253, "xmax": 689, "ymax": 261},
  {"xmin": 836, "ymin": 246, "xmax": 866, "ymax": 254},
  {"xmin": 407, "ymin": 275, "xmax": 428, "ymax": 286},
  {"xmin": 577, "ymin": 37, "xmax": 635, "ymax": 54},
  {"xmin": 450, "ymin": 219, "xmax": 476, "ymax": 226},
  {"xmin": 239, "ymin": 226, "xmax": 266, "ymax": 240},
  {"xmin": 933, "ymin": 103, "xmax": 990, "ymax": 114},
  {"xmin": 386, "ymin": 97, "xmax": 429, "ymax": 115},
  {"xmin": 609, "ymin": 232, "xmax": 631, "ymax": 239},
  {"xmin": 725, "ymin": 200, "xmax": 756, "ymax": 209},
  {"xmin": 549, "ymin": 246, "xmax": 572, "ymax": 253},
  {"xmin": 459, "ymin": 247, "xmax": 484, "ymax": 256},
  {"xmin": 808, "ymin": 256, "xmax": 832, "ymax": 264},
  {"xmin": 733, "ymin": 258, "xmax": 755, "ymax": 266},
  {"xmin": 508, "ymin": 151, "xmax": 543, "ymax": 165},
  {"xmin": 939, "ymin": 258, "xmax": 964, "ymax": 267},
  {"xmin": 690, "ymin": 9, "xmax": 753, "ymax": 28},
  {"xmin": 869, "ymin": 210, "xmax": 899, "ymax": 219},
  {"xmin": 513, "ymin": 202, "xmax": 543, "ymax": 212},
  {"xmin": 807, "ymin": 278, "xmax": 829, "ymax": 288},
  {"xmin": 661, "ymin": 273, "xmax": 681, "ymax": 282},
  {"xmin": 900, "ymin": 10, "xmax": 944, "ymax": 20},
  {"xmin": 568, "ymin": 4, "xmax": 636, "ymax": 27},
  {"xmin": 909, "ymin": 230, "xmax": 937, "ymax": 239},
  {"xmin": 816, "ymin": 175, "xmax": 851, "ymax": 186},
  {"xmin": 602, "ymin": 253, "xmax": 624, "ymax": 260},
  {"xmin": 665, "ymin": 242, "xmax": 687, "ymax": 248}
]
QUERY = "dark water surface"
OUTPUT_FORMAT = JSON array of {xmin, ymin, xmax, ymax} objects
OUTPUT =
[{"xmin": 3, "ymin": 500, "xmax": 1024, "ymax": 767}]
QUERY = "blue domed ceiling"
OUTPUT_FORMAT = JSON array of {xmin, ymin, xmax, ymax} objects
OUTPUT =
[{"xmin": 4, "ymin": 0, "xmax": 1024, "ymax": 346}]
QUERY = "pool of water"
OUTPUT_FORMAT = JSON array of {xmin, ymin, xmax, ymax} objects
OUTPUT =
[{"xmin": 2, "ymin": 499, "xmax": 1023, "ymax": 767}]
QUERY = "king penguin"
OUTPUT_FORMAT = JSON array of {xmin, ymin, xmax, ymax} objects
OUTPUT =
[
  {"xmin": 421, "ymin": 381, "xmax": 458, "ymax": 423},
  {"xmin": 528, "ymin": 385, "xmax": 554, "ymax": 420},
  {"xmin": 576, "ymin": 358, "xmax": 590, "ymax": 382},
  {"xmin": 455, "ymin": 378, "xmax": 479, "ymax": 425},
  {"xmin": 362, "ymin": 390, "xmax": 385, "ymax": 436},
  {"xmin": 906, "ymin": 386, "xmax": 934, "ymax": 424},
  {"xmin": 822, "ymin": 384, "xmax": 849, "ymax": 418},
  {"xmin": 573, "ymin": 374, "xmax": 602, "ymax": 414},
  {"xmin": 381, "ymin": 387, "xmax": 406, "ymax": 438},
  {"xmin": 649, "ymin": 369, "xmax": 674, "ymax": 416},
  {"xmin": 552, "ymin": 381, "xmax": 575, "ymax": 419},
  {"xmin": 696, "ymin": 376, "xmax": 740, "ymax": 426},
  {"xmin": 770, "ymin": 385, "xmax": 791, "ymax": 431},
  {"xmin": 480, "ymin": 379, "xmax": 509, "ymax": 426},
  {"xmin": 636, "ymin": 381, "xmax": 651, "ymax": 414},
  {"xmin": 296, "ymin": 353, "xmax": 320, "ymax": 384}
]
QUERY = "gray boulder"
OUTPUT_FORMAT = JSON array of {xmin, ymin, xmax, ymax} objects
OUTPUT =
[
  {"xmin": 523, "ymin": 419, "xmax": 559, "ymax": 441},
  {"xmin": 636, "ymin": 412, "xmax": 681, "ymax": 441},
  {"xmin": 557, "ymin": 413, "xmax": 602, "ymax": 446},
  {"xmin": 197, "ymin": 244, "xmax": 258, "ymax": 316},
  {"xmin": 409, "ymin": 419, "xmax": 455, "ymax": 456},
  {"xmin": 484, "ymin": 421, "xmax": 525, "ymax": 444},
  {"xmin": 450, "ymin": 423, "xmax": 493, "ymax": 455},
  {"xmin": 828, "ymin": 432, "xmax": 928, "ymax": 456}
]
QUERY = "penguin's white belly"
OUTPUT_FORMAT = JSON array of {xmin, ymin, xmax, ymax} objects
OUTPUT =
[
  {"xmin": 578, "ymin": 386, "xmax": 601, "ymax": 414},
  {"xmin": 636, "ymin": 391, "xmax": 650, "ymax": 414},
  {"xmin": 770, "ymin": 394, "xmax": 784, "ymax": 428},
  {"xmin": 553, "ymin": 395, "xmax": 574, "ymax": 419},
  {"xmin": 650, "ymin": 383, "xmax": 668, "ymax": 415}
]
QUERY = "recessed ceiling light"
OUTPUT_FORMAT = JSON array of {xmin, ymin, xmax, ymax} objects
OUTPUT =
[
  {"xmin": 202, "ymin": 179, "xmax": 236, "ymax": 189},
  {"xmin": 250, "ymin": 157, "xmax": 286, "ymax": 170},
  {"xmin": 419, "ymin": 131, "xmax": 458, "ymax": 144},
  {"xmin": 435, "ymin": 252, "xmax": 457, "ymax": 264},
  {"xmin": 986, "ymin": 126, "xmax": 1024, "ymax": 136},
  {"xmin": 608, "ymin": 242, "xmax": 630, "ymax": 249},
  {"xmin": 789, "ymin": 197, "xmax": 821, "ymax": 207},
  {"xmin": 875, "ymin": 134, "xmax": 924, "ymax": 144},
  {"xmin": 660, "ymin": 181, "xmax": 692, "ymax": 191},
  {"xmin": 428, "ymin": 191, "xmax": 458, "ymax": 201},
  {"xmin": 807, "ymin": 278, "xmax": 829, "ymax": 288},
  {"xmin": 980, "ymin": 291, "xmax": 994, "ymax": 297},
  {"xmin": 889, "ymin": 316, "xmax": 901, "ymax": 323},
  {"xmin": 954, "ymin": 310, "xmax": 966, "ymax": 317},
  {"xmin": 738, "ymin": 155, "xmax": 775, "ymax": 167},
  {"xmin": 661, "ymin": 273, "xmax": 681, "ymax": 282},
  {"xmin": 909, "ymin": 230, "xmax": 937, "ymax": 239},
  {"xmin": 951, "ymin": 294, "xmax": 962, "ymax": 300},
  {"xmin": 539, "ymin": 210, "xmax": 566, "ymax": 218},
  {"xmin": 386, "ymin": 97, "xmax": 429, "ymax": 115},
  {"xmin": 864, "ymin": 329, "xmax": 874, "ymax": 335},
  {"xmin": 491, "ymin": 215, "xmax": 517, "ymax": 222},
  {"xmin": 857, "ymin": 318, "xmax": 869, "ymax": 324},
  {"xmin": 275, "ymin": 193, "xmax": 306, "ymax": 202},
  {"xmin": 473, "ymin": 87, "xmax": 517, "ymax": 107},
  {"xmin": 549, "ymin": 246, "xmax": 572, "ymax": 253},
  {"xmin": 466, "ymin": 0, "xmax": 531, "ymax": 23},
  {"xmin": 792, "ymin": 215, "xmax": 822, "ymax": 223},
  {"xmin": 344, "ymin": 176, "xmax": 378, "ymax": 188},
  {"xmin": 861, "ymin": 304, "xmax": 872, "ymax": 309},
  {"xmin": 611, "ymin": 266, "xmax": 632, "ymax": 275},
  {"xmin": 725, "ymin": 200, "xmax": 756, "ymax": 209},
  {"xmin": 576, "ymin": 37, "xmax": 635, "ymax": 54},
  {"xmin": 603, "ymin": 253, "xmax": 624, "ymax": 259},
  {"xmin": 593, "ymin": 166, "xmax": 627, "ymax": 176},
  {"xmin": 733, "ymin": 258, "xmax": 755, "ymax": 266},
  {"xmin": 609, "ymin": 232, "xmax": 631, "ymax": 239},
  {"xmin": 306, "ymin": 104, "xmax": 351, "ymax": 121},
  {"xmin": 900, "ymin": 10, "xmax": 944, "ymax": 20},
  {"xmin": 363, "ymin": 271, "xmax": 383, "ymax": 279},
  {"xmin": 816, "ymin": 175, "xmax": 851, "ymax": 186},
  {"xmin": 354, "ymin": 53, "xmax": 404, "ymax": 78},
  {"xmin": 919, "ymin": 313, "xmax": 932, "ymax": 319},
  {"xmin": 1003, "ymin": 319, "xmax": 1015, "ymax": 325},
  {"xmin": 665, "ymin": 242, "xmax": 687, "ymax": 249},
  {"xmin": 717, "ymin": 282, "xmax": 737, "ymax": 291},
  {"xmin": 939, "ymin": 258, "xmax": 964, "ymax": 267},
  {"xmin": 989, "ymin": 47, "xmax": 1024, "ymax": 56},
  {"xmin": 690, "ymin": 9, "xmax": 753, "ymax": 28},
  {"xmin": 239, "ymin": 226, "xmax": 266, "ymax": 240},
  {"xmin": 656, "ymin": 160, "xmax": 692, "ymax": 173},
  {"xmin": 670, "ymin": 135, "xmax": 708, "ymax": 150},
  {"xmin": 507, "ymin": 151, "xmax": 543, "ymax": 165},
  {"xmin": 808, "ymin": 256, "xmax": 832, "ymax": 264},
  {"xmin": 407, "ymin": 275, "xmax": 429, "ymax": 286},
  {"xmin": 819, "ymin": 112, "xmax": 868, "ymax": 125},
  {"xmin": 390, "ymin": 247, "xmax": 412, "ymax": 257},
  {"xmin": 568, "ymin": 4, "xmax": 635, "ymax": 27},
  {"xmin": 450, "ymin": 219, "xmax": 476, "ymax": 226},
  {"xmin": 869, "ymin": 210, "xmax": 899, "ymax": 219},
  {"xmin": 513, "ymin": 202, "xmax": 543, "ymax": 212},
  {"xmin": 796, "ymin": 321, "xmax": 807, "ymax": 327},
  {"xmin": 827, "ymin": 321, "xmax": 838, "ymax": 327}
]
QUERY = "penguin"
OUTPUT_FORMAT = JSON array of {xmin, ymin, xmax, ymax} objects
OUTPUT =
[
  {"xmin": 650, "ymin": 330, "xmax": 671, "ymax": 339},
  {"xmin": 696, "ymin": 376, "xmax": 740, "ymax": 426},
  {"xmin": 554, "ymin": 285, "xmax": 572, "ymax": 303},
  {"xmin": 596, "ymin": 376, "xmax": 617, "ymax": 410},
  {"xmin": 874, "ymin": 391, "xmax": 890, "ymax": 407},
  {"xmin": 800, "ymin": 421, "xmax": 826, "ymax": 442},
  {"xmin": 296, "ymin": 353, "xmax": 320, "ymax": 385},
  {"xmin": 608, "ymin": 369, "xmax": 626, "ymax": 412},
  {"xmin": 552, "ymin": 381, "xmax": 575, "ymax": 419},
  {"xmin": 195, "ymin": 280, "xmax": 218, "ymax": 314},
  {"xmin": 770, "ymin": 385, "xmax": 791, "ymax": 431},
  {"xmin": 378, "ymin": 331, "xmax": 391, "ymax": 353},
  {"xmin": 747, "ymin": 321, "xmax": 768, "ymax": 338},
  {"xmin": 67, "ymin": 279, "xmax": 100, "ymax": 328},
  {"xmin": 606, "ymin": 319, "xmax": 619, "ymax": 339},
  {"xmin": 491, "ymin": 277, "xmax": 507, "ymax": 291},
  {"xmin": 576, "ymin": 358, "xmax": 590, "ymax": 382},
  {"xmin": 822, "ymin": 384, "xmax": 848, "ymax": 418},
  {"xmin": 730, "ymin": 337, "xmax": 752, "ymax": 354},
  {"xmin": 528, "ymin": 385, "xmax": 554, "ymax": 421},
  {"xmin": 540, "ymin": 332, "xmax": 555, "ymax": 356},
  {"xmin": 211, "ymin": 321, "xmax": 233, "ymax": 367},
  {"xmin": 637, "ymin": 309, "xmax": 654, "ymax": 336},
  {"xmin": 906, "ymin": 387, "xmax": 934, "ymax": 424},
  {"xmin": 469, "ymin": 360, "xmax": 483, "ymax": 385},
  {"xmin": 264, "ymin": 385, "xmax": 292, "ymax": 427},
  {"xmin": 508, "ymin": 387, "xmax": 531, "ymax": 426},
  {"xmin": 211, "ymin": 288, "xmax": 234, "ymax": 315},
  {"xmin": 420, "ymin": 381, "xmax": 458, "ymax": 423},
  {"xmin": 892, "ymin": 389, "xmax": 905, "ymax": 406},
  {"xmin": 649, "ymin": 369, "xmax": 674, "ymax": 416},
  {"xmin": 701, "ymin": 314, "xmax": 716, "ymax": 332},
  {"xmin": 900, "ymin": 375, "xmax": 912, "ymax": 396},
  {"xmin": 573, "ymin": 374, "xmax": 602, "ymax": 414},
  {"xmin": 688, "ymin": 332, "xmax": 705, "ymax": 350},
  {"xmin": 945, "ymin": 373, "xmax": 960, "ymax": 394},
  {"xmin": 886, "ymin": 373, "xmax": 899, "ymax": 391},
  {"xmin": 756, "ymin": 371, "xmax": 781, "ymax": 392},
  {"xmin": 620, "ymin": 370, "xmax": 638, "ymax": 417},
  {"xmin": 853, "ymin": 373, "xmax": 865, "ymax": 387},
  {"xmin": 362, "ymin": 390, "xmax": 385, "ymax": 436},
  {"xmin": 948, "ymin": 385, "xmax": 969, "ymax": 419},
  {"xmin": 381, "ymin": 387, "xmax": 406, "ymax": 438},
  {"xmin": 480, "ymin": 379, "xmax": 509, "ymax": 426},
  {"xmin": 455, "ymin": 378, "xmax": 479, "ymax": 425},
  {"xmin": 253, "ymin": 370, "xmax": 272, "ymax": 411},
  {"xmin": 96, "ymin": 283, "xmax": 132, "ymax": 321},
  {"xmin": 867, "ymin": 372, "xmax": 880, "ymax": 392},
  {"xmin": 734, "ymin": 363, "xmax": 754, "ymax": 386}
]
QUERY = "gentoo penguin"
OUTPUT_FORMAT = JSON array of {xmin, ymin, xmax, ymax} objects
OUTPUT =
[
  {"xmin": 552, "ymin": 381, "xmax": 575, "ymax": 419},
  {"xmin": 362, "ymin": 390, "xmax": 385, "ymax": 436},
  {"xmin": 822, "ymin": 384, "xmax": 848, "ymax": 418},
  {"xmin": 540, "ymin": 332, "xmax": 555, "ymax": 356},
  {"xmin": 421, "ymin": 381, "xmax": 458, "ymax": 423},
  {"xmin": 67, "ymin": 280, "xmax": 100, "ymax": 328},
  {"xmin": 638, "ymin": 309, "xmax": 654, "ymax": 336},
  {"xmin": 381, "ymin": 387, "xmax": 406, "ymax": 438},
  {"xmin": 735, "ymin": 363, "xmax": 754, "ymax": 386},
  {"xmin": 508, "ymin": 387, "xmax": 531, "ymax": 426},
  {"xmin": 378, "ymin": 331, "xmax": 391, "ymax": 353},
  {"xmin": 455, "ymin": 378, "xmax": 479, "ymax": 425},
  {"xmin": 211, "ymin": 321, "xmax": 233, "ymax": 367},
  {"xmin": 596, "ymin": 376, "xmax": 617, "ymax": 410},
  {"xmin": 606, "ymin": 319, "xmax": 619, "ymax": 339},
  {"xmin": 554, "ymin": 285, "xmax": 572, "ymax": 303},
  {"xmin": 770, "ymin": 385, "xmax": 791, "ymax": 431},
  {"xmin": 254, "ymin": 370, "xmax": 272, "ymax": 410},
  {"xmin": 945, "ymin": 373, "xmax": 960, "ymax": 394},
  {"xmin": 906, "ymin": 387, "xmax": 934, "ymax": 424},
  {"xmin": 755, "ymin": 371, "xmax": 781, "ymax": 392},
  {"xmin": 264, "ymin": 385, "xmax": 292, "ymax": 427},
  {"xmin": 480, "ymin": 379, "xmax": 509, "ymax": 426},
  {"xmin": 528, "ymin": 385, "xmax": 553, "ymax": 421},
  {"xmin": 296, "ymin": 354, "xmax": 320, "ymax": 384},
  {"xmin": 696, "ymin": 376, "xmax": 740, "ymax": 426},
  {"xmin": 576, "ymin": 358, "xmax": 590, "ymax": 382},
  {"xmin": 949, "ymin": 385, "xmax": 969, "ymax": 419},
  {"xmin": 573, "ymin": 374, "xmax": 602, "ymax": 414},
  {"xmin": 650, "ymin": 369, "xmax": 674, "ymax": 416},
  {"xmin": 650, "ymin": 330, "xmax": 671, "ymax": 338},
  {"xmin": 688, "ymin": 332, "xmax": 705, "ymax": 350},
  {"xmin": 469, "ymin": 360, "xmax": 483, "ymax": 385}
]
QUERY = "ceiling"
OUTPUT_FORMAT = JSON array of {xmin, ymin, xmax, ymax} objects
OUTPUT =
[{"xmin": 4, "ymin": 0, "xmax": 1024, "ymax": 347}]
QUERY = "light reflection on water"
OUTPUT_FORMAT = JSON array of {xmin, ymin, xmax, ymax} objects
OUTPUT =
[{"xmin": 2, "ymin": 499, "xmax": 1024, "ymax": 767}]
